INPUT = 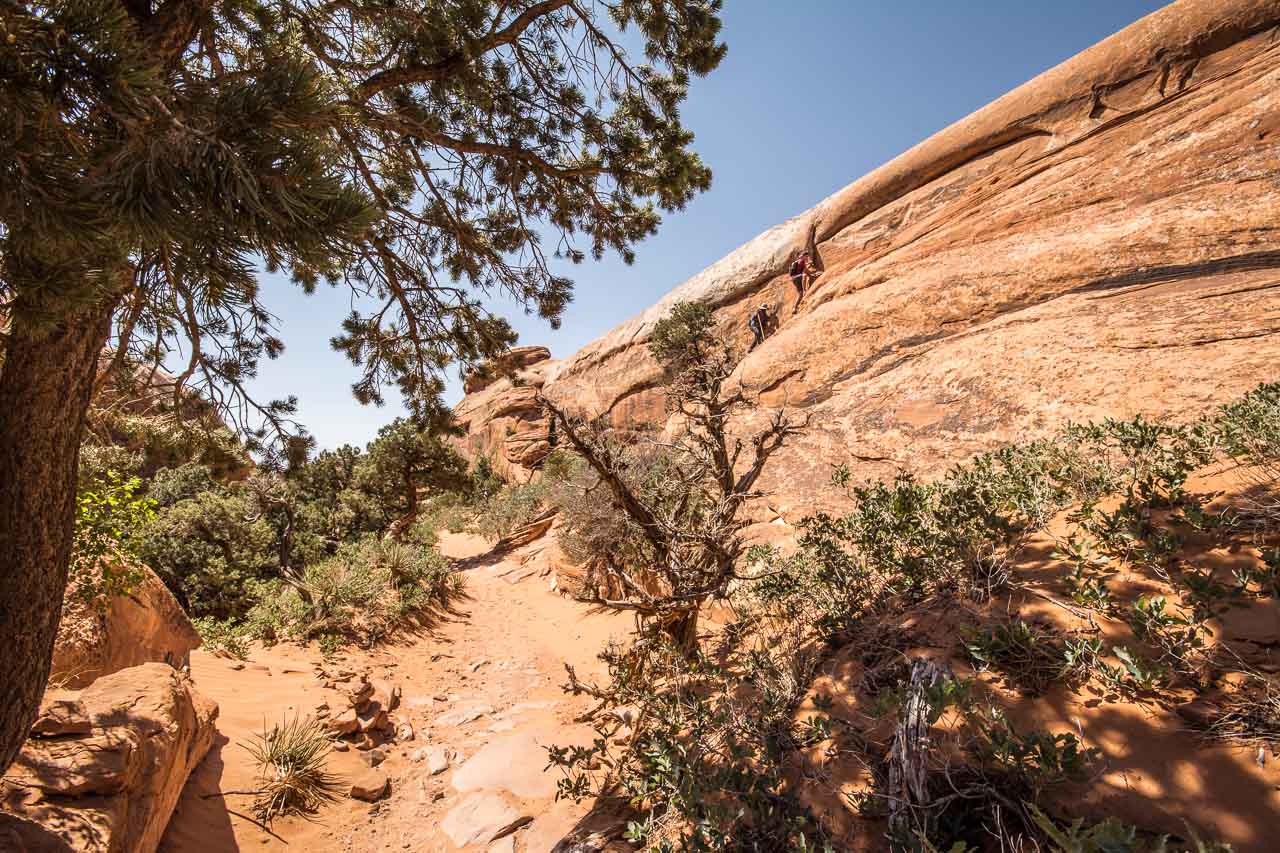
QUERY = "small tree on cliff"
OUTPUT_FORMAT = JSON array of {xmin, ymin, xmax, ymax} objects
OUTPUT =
[
  {"xmin": 0, "ymin": 0, "xmax": 725, "ymax": 773},
  {"xmin": 543, "ymin": 302, "xmax": 804, "ymax": 652}
]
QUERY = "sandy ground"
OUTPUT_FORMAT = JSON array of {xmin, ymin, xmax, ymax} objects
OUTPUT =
[{"xmin": 161, "ymin": 532, "xmax": 632, "ymax": 853}]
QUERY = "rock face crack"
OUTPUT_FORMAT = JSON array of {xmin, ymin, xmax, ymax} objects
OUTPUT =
[
  {"xmin": 1109, "ymin": 328, "xmax": 1280, "ymax": 350},
  {"xmin": 1076, "ymin": 251, "xmax": 1280, "ymax": 296}
]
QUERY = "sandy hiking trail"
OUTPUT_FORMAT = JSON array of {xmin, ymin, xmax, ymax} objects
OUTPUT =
[{"xmin": 161, "ymin": 532, "xmax": 633, "ymax": 853}]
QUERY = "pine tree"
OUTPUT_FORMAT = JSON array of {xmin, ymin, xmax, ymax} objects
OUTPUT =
[{"xmin": 0, "ymin": 0, "xmax": 724, "ymax": 773}]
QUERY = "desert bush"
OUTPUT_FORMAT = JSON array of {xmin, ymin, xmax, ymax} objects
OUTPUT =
[
  {"xmin": 244, "ymin": 715, "xmax": 338, "ymax": 822},
  {"xmin": 1096, "ymin": 646, "xmax": 1169, "ymax": 697},
  {"xmin": 136, "ymin": 486, "xmax": 278, "ymax": 618},
  {"xmin": 473, "ymin": 479, "xmax": 551, "ymax": 541},
  {"xmin": 192, "ymin": 616, "xmax": 251, "ymax": 660},
  {"xmin": 245, "ymin": 537, "xmax": 459, "ymax": 645},
  {"xmin": 545, "ymin": 301, "xmax": 803, "ymax": 651},
  {"xmin": 1127, "ymin": 596, "xmax": 1211, "ymax": 684},
  {"xmin": 549, "ymin": 443, "xmax": 698, "ymax": 598},
  {"xmin": 963, "ymin": 620, "xmax": 1066, "ymax": 695},
  {"xmin": 1212, "ymin": 381, "xmax": 1280, "ymax": 476},
  {"xmin": 147, "ymin": 462, "xmax": 219, "ymax": 507},
  {"xmin": 871, "ymin": 664, "xmax": 1097, "ymax": 851},
  {"xmin": 70, "ymin": 470, "xmax": 155, "ymax": 603},
  {"xmin": 1025, "ymin": 803, "xmax": 1231, "ymax": 853},
  {"xmin": 967, "ymin": 705, "xmax": 1097, "ymax": 799},
  {"xmin": 550, "ymin": 634, "xmax": 828, "ymax": 851},
  {"xmin": 77, "ymin": 445, "xmax": 144, "ymax": 490},
  {"xmin": 1211, "ymin": 381, "xmax": 1280, "ymax": 527}
]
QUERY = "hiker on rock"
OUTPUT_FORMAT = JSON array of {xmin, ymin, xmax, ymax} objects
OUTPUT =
[
  {"xmin": 790, "ymin": 250, "xmax": 818, "ymax": 313},
  {"xmin": 748, "ymin": 303, "xmax": 773, "ymax": 350}
]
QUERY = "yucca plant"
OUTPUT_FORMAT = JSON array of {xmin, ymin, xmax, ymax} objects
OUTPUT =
[{"xmin": 244, "ymin": 715, "xmax": 338, "ymax": 822}]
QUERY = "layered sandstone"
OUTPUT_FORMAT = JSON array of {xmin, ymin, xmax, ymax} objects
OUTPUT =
[
  {"xmin": 455, "ymin": 0, "xmax": 1280, "ymax": 535},
  {"xmin": 52, "ymin": 562, "xmax": 202, "ymax": 690},
  {"xmin": 455, "ymin": 348, "xmax": 560, "ymax": 482},
  {"xmin": 0, "ymin": 664, "xmax": 218, "ymax": 853}
]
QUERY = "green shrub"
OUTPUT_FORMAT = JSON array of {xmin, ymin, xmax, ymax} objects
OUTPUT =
[
  {"xmin": 473, "ymin": 480, "xmax": 550, "ymax": 541},
  {"xmin": 1212, "ymin": 381, "xmax": 1280, "ymax": 478},
  {"xmin": 136, "ymin": 487, "xmax": 278, "ymax": 619},
  {"xmin": 192, "ymin": 616, "xmax": 251, "ymax": 660},
  {"xmin": 245, "ymin": 537, "xmax": 459, "ymax": 645},
  {"xmin": 1026, "ymin": 803, "xmax": 1231, "ymax": 853},
  {"xmin": 969, "ymin": 706, "xmax": 1097, "ymax": 799},
  {"xmin": 70, "ymin": 470, "xmax": 156, "ymax": 603},
  {"xmin": 548, "ymin": 636, "xmax": 827, "ymax": 852},
  {"xmin": 963, "ymin": 620, "xmax": 1066, "ymax": 695}
]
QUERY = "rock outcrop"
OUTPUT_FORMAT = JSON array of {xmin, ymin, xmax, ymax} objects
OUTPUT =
[
  {"xmin": 455, "ymin": 348, "xmax": 560, "ymax": 482},
  {"xmin": 454, "ymin": 0, "xmax": 1280, "ymax": 537},
  {"xmin": 0, "ymin": 663, "xmax": 218, "ymax": 853},
  {"xmin": 52, "ymin": 563, "xmax": 202, "ymax": 690}
]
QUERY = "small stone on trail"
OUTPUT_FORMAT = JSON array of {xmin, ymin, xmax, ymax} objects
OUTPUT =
[
  {"xmin": 349, "ymin": 769, "xmax": 390, "ymax": 802},
  {"xmin": 396, "ymin": 721, "xmax": 415, "ymax": 742},
  {"xmin": 361, "ymin": 748, "xmax": 386, "ymax": 767},
  {"xmin": 424, "ymin": 745, "xmax": 451, "ymax": 775},
  {"xmin": 229, "ymin": 662, "xmax": 245, "ymax": 671},
  {"xmin": 325, "ymin": 708, "xmax": 359, "ymax": 735},
  {"xmin": 332, "ymin": 741, "xmax": 349, "ymax": 752},
  {"xmin": 349, "ymin": 680, "xmax": 374, "ymax": 707}
]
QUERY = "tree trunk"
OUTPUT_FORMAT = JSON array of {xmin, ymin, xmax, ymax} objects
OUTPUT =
[
  {"xmin": 404, "ymin": 464, "xmax": 418, "ymax": 517},
  {"xmin": 0, "ymin": 297, "xmax": 118, "ymax": 774},
  {"xmin": 661, "ymin": 609, "xmax": 700, "ymax": 656}
]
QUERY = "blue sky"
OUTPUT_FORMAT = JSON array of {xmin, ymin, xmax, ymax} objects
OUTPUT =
[{"xmin": 250, "ymin": 0, "xmax": 1167, "ymax": 450}]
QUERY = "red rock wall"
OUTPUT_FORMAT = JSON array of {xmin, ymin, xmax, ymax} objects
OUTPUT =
[{"xmin": 455, "ymin": 0, "xmax": 1280, "ymax": 533}]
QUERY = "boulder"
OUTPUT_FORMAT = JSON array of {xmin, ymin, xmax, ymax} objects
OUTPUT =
[
  {"xmin": 368, "ymin": 680, "xmax": 400, "ymax": 712},
  {"xmin": 325, "ymin": 707, "xmax": 359, "ymax": 736},
  {"xmin": 52, "ymin": 562, "xmax": 202, "ymax": 689},
  {"xmin": 0, "ymin": 663, "xmax": 218, "ymax": 853},
  {"xmin": 452, "ymin": 0, "xmax": 1280, "ymax": 546},
  {"xmin": 29, "ymin": 696, "xmax": 92, "ymax": 738},
  {"xmin": 349, "ymin": 769, "xmax": 389, "ymax": 802}
]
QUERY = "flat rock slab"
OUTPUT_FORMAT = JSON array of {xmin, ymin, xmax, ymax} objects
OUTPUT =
[
  {"xmin": 441, "ymin": 792, "xmax": 531, "ymax": 847},
  {"xmin": 437, "ymin": 702, "xmax": 494, "ymax": 727},
  {"xmin": 451, "ymin": 731, "xmax": 558, "ymax": 799}
]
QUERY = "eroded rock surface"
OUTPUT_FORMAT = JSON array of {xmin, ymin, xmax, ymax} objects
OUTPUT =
[
  {"xmin": 454, "ymin": 0, "xmax": 1280, "ymax": 542},
  {"xmin": 0, "ymin": 663, "xmax": 218, "ymax": 853},
  {"xmin": 454, "ymin": 354, "xmax": 561, "ymax": 483},
  {"xmin": 52, "ymin": 562, "xmax": 202, "ymax": 690}
]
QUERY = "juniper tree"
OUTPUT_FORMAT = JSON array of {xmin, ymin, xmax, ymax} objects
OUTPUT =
[
  {"xmin": 0, "ymin": 0, "xmax": 724, "ymax": 772},
  {"xmin": 544, "ymin": 302, "xmax": 803, "ymax": 652},
  {"xmin": 358, "ymin": 416, "xmax": 469, "ymax": 521}
]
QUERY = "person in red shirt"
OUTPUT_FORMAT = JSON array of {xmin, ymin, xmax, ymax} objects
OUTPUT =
[{"xmin": 789, "ymin": 250, "xmax": 817, "ymax": 314}]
